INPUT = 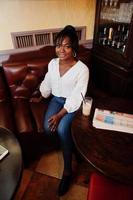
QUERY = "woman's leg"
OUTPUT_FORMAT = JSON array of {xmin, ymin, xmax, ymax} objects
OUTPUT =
[
  {"xmin": 44, "ymin": 96, "xmax": 76, "ymax": 173},
  {"xmin": 44, "ymin": 96, "xmax": 76, "ymax": 196},
  {"xmin": 57, "ymin": 112, "xmax": 76, "ymax": 175},
  {"xmin": 57, "ymin": 112, "xmax": 76, "ymax": 196}
]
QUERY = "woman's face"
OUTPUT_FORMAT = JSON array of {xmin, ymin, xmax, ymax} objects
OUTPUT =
[{"xmin": 55, "ymin": 36, "xmax": 74, "ymax": 61}]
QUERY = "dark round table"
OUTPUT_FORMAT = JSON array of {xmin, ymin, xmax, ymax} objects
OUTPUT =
[
  {"xmin": 0, "ymin": 127, "xmax": 23, "ymax": 200},
  {"xmin": 72, "ymin": 97, "xmax": 133, "ymax": 184}
]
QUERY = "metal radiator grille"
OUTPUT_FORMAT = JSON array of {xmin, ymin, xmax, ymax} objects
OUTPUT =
[
  {"xmin": 16, "ymin": 35, "xmax": 33, "ymax": 48},
  {"xmin": 35, "ymin": 33, "xmax": 51, "ymax": 46},
  {"xmin": 11, "ymin": 26, "xmax": 86, "ymax": 49}
]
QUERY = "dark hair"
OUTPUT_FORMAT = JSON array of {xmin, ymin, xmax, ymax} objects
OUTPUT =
[{"xmin": 54, "ymin": 25, "xmax": 79, "ymax": 55}]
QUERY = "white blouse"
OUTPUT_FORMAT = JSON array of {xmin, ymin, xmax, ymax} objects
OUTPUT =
[{"xmin": 40, "ymin": 58, "xmax": 89, "ymax": 113}]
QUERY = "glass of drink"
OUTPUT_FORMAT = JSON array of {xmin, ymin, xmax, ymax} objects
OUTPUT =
[{"xmin": 82, "ymin": 97, "xmax": 93, "ymax": 116}]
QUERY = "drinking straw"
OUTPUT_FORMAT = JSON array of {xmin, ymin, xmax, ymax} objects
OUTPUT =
[{"xmin": 81, "ymin": 93, "xmax": 86, "ymax": 104}]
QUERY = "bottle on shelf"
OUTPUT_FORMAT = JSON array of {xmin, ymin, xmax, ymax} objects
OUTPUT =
[
  {"xmin": 124, "ymin": 29, "xmax": 129, "ymax": 42},
  {"xmin": 107, "ymin": 27, "xmax": 113, "ymax": 46},
  {"xmin": 122, "ymin": 29, "xmax": 129, "ymax": 52},
  {"xmin": 99, "ymin": 26, "xmax": 108, "ymax": 46},
  {"xmin": 111, "ymin": 28, "xmax": 117, "ymax": 48},
  {"xmin": 122, "ymin": 45, "xmax": 126, "ymax": 52},
  {"xmin": 114, "ymin": 24, "xmax": 121, "ymax": 49},
  {"xmin": 103, "ymin": 27, "xmax": 108, "ymax": 45}
]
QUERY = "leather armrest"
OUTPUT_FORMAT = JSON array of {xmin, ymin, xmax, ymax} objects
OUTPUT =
[
  {"xmin": 13, "ymin": 99, "xmax": 34, "ymax": 133},
  {"xmin": 30, "ymin": 99, "xmax": 48, "ymax": 133}
]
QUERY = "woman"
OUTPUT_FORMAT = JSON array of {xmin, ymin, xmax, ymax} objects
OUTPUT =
[{"xmin": 40, "ymin": 25, "xmax": 89, "ymax": 196}]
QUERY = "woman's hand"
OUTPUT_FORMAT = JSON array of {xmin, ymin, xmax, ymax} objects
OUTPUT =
[
  {"xmin": 48, "ymin": 108, "xmax": 67, "ymax": 132},
  {"xmin": 48, "ymin": 114, "xmax": 61, "ymax": 132}
]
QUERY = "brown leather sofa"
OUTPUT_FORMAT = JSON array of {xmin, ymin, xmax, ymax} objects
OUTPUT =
[{"xmin": 1, "ymin": 45, "xmax": 92, "ymax": 161}]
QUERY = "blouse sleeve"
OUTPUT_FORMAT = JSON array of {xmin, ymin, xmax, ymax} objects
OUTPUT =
[
  {"xmin": 64, "ymin": 66, "xmax": 89, "ymax": 113},
  {"xmin": 39, "ymin": 66, "xmax": 52, "ymax": 98}
]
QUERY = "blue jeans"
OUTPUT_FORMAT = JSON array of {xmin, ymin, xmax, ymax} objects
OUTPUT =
[{"xmin": 44, "ymin": 96, "xmax": 76, "ymax": 174}]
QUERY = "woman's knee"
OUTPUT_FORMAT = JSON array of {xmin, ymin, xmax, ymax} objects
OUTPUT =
[
  {"xmin": 57, "ymin": 122, "xmax": 65, "ymax": 135},
  {"xmin": 57, "ymin": 114, "xmax": 74, "ymax": 137},
  {"xmin": 57, "ymin": 122, "xmax": 71, "ymax": 141}
]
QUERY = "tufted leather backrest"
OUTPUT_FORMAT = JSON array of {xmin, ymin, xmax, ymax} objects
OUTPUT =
[
  {"xmin": 3, "ymin": 61, "xmax": 48, "ymax": 99},
  {"xmin": 2, "ymin": 45, "xmax": 57, "ymax": 100}
]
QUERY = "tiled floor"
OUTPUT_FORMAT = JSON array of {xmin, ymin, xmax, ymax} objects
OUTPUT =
[{"xmin": 14, "ymin": 150, "xmax": 95, "ymax": 200}]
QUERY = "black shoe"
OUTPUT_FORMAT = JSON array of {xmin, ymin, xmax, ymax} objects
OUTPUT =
[{"xmin": 58, "ymin": 175, "xmax": 72, "ymax": 196}]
